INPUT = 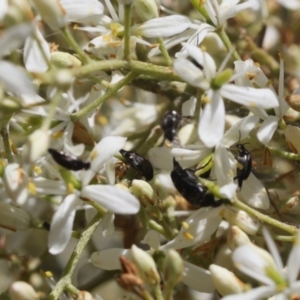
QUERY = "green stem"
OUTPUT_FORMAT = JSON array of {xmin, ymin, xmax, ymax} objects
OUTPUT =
[
  {"xmin": 75, "ymin": 60, "xmax": 128, "ymax": 76},
  {"xmin": 1, "ymin": 126, "xmax": 13, "ymax": 163},
  {"xmin": 153, "ymin": 283, "xmax": 164, "ymax": 300},
  {"xmin": 156, "ymin": 38, "xmax": 172, "ymax": 66},
  {"xmin": 216, "ymin": 27, "xmax": 241, "ymax": 61},
  {"xmin": 232, "ymin": 199, "xmax": 298, "ymax": 235},
  {"xmin": 273, "ymin": 235, "xmax": 295, "ymax": 242},
  {"xmin": 47, "ymin": 213, "xmax": 103, "ymax": 300},
  {"xmin": 65, "ymin": 284, "xmax": 80, "ymax": 296},
  {"xmin": 268, "ymin": 147, "xmax": 300, "ymax": 161},
  {"xmin": 164, "ymin": 285, "xmax": 173, "ymax": 300},
  {"xmin": 130, "ymin": 61, "xmax": 181, "ymax": 81},
  {"xmin": 123, "ymin": 4, "xmax": 132, "ymax": 61},
  {"xmin": 71, "ymin": 71, "xmax": 138, "ymax": 121},
  {"xmin": 60, "ymin": 27, "xmax": 90, "ymax": 64}
]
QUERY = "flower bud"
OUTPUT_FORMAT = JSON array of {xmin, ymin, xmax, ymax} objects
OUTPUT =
[
  {"xmin": 284, "ymin": 125, "xmax": 300, "ymax": 154},
  {"xmin": 9, "ymin": 281, "xmax": 38, "ymax": 300},
  {"xmin": 131, "ymin": 179, "xmax": 156, "ymax": 207},
  {"xmin": 134, "ymin": 0, "xmax": 159, "ymax": 22},
  {"xmin": 131, "ymin": 245, "xmax": 160, "ymax": 285},
  {"xmin": 280, "ymin": 195, "xmax": 300, "ymax": 215},
  {"xmin": 31, "ymin": 0, "xmax": 66, "ymax": 29},
  {"xmin": 221, "ymin": 207, "xmax": 261, "ymax": 235},
  {"xmin": 285, "ymin": 94, "xmax": 300, "ymax": 112},
  {"xmin": 23, "ymin": 129, "xmax": 49, "ymax": 164},
  {"xmin": 163, "ymin": 249, "xmax": 183, "ymax": 287},
  {"xmin": 209, "ymin": 264, "xmax": 246, "ymax": 296},
  {"xmin": 3, "ymin": 163, "xmax": 28, "ymax": 205},
  {"xmin": 51, "ymin": 51, "xmax": 82, "ymax": 68},
  {"xmin": 76, "ymin": 291, "xmax": 94, "ymax": 300},
  {"xmin": 227, "ymin": 225, "xmax": 251, "ymax": 251},
  {"xmin": 0, "ymin": 97, "xmax": 22, "ymax": 112},
  {"xmin": 0, "ymin": 203, "xmax": 31, "ymax": 231}
]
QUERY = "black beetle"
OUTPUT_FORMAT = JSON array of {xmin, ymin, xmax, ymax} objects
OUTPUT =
[
  {"xmin": 171, "ymin": 158, "xmax": 222, "ymax": 207},
  {"xmin": 161, "ymin": 110, "xmax": 181, "ymax": 142},
  {"xmin": 48, "ymin": 148, "xmax": 90, "ymax": 171},
  {"xmin": 234, "ymin": 144, "xmax": 252, "ymax": 189},
  {"xmin": 120, "ymin": 149, "xmax": 154, "ymax": 181}
]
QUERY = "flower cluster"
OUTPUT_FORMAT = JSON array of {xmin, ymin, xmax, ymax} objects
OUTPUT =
[{"xmin": 0, "ymin": 0, "xmax": 300, "ymax": 299}]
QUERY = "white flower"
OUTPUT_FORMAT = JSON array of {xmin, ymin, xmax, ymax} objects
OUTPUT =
[
  {"xmin": 173, "ymin": 43, "xmax": 279, "ymax": 148},
  {"xmin": 48, "ymin": 136, "xmax": 141, "ymax": 255},
  {"xmin": 234, "ymin": 58, "xmax": 289, "ymax": 144},
  {"xmin": 222, "ymin": 227, "xmax": 300, "ymax": 300},
  {"xmin": 203, "ymin": 0, "xmax": 259, "ymax": 27},
  {"xmin": 212, "ymin": 115, "xmax": 270, "ymax": 209}
]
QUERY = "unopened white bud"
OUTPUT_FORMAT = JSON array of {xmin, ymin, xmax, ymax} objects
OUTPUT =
[
  {"xmin": 3, "ymin": 163, "xmax": 28, "ymax": 205},
  {"xmin": 163, "ymin": 249, "xmax": 183, "ymax": 287},
  {"xmin": 9, "ymin": 281, "xmax": 38, "ymax": 300},
  {"xmin": 0, "ymin": 203, "xmax": 30, "ymax": 231},
  {"xmin": 134, "ymin": 0, "xmax": 159, "ymax": 22},
  {"xmin": 51, "ymin": 51, "xmax": 82, "ymax": 68},
  {"xmin": 221, "ymin": 207, "xmax": 261, "ymax": 235},
  {"xmin": 131, "ymin": 179, "xmax": 156, "ymax": 207},
  {"xmin": 23, "ymin": 129, "xmax": 49, "ymax": 164},
  {"xmin": 280, "ymin": 196, "xmax": 300, "ymax": 215},
  {"xmin": 76, "ymin": 291, "xmax": 94, "ymax": 300},
  {"xmin": 209, "ymin": 264, "xmax": 246, "ymax": 296},
  {"xmin": 131, "ymin": 245, "xmax": 160, "ymax": 285},
  {"xmin": 31, "ymin": 0, "xmax": 66, "ymax": 29},
  {"xmin": 227, "ymin": 225, "xmax": 251, "ymax": 251}
]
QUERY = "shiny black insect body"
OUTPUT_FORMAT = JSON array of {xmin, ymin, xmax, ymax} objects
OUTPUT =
[
  {"xmin": 171, "ymin": 158, "xmax": 222, "ymax": 207},
  {"xmin": 48, "ymin": 148, "xmax": 90, "ymax": 171},
  {"xmin": 161, "ymin": 110, "xmax": 181, "ymax": 142},
  {"xmin": 120, "ymin": 149, "xmax": 154, "ymax": 181},
  {"xmin": 234, "ymin": 144, "xmax": 252, "ymax": 189}
]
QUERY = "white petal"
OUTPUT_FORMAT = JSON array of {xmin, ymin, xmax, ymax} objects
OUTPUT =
[
  {"xmin": 148, "ymin": 147, "xmax": 209, "ymax": 171},
  {"xmin": 24, "ymin": 27, "xmax": 50, "ymax": 73},
  {"xmin": 61, "ymin": 0, "xmax": 104, "ymax": 22},
  {"xmin": 161, "ymin": 206, "xmax": 223, "ymax": 250},
  {"xmin": 81, "ymin": 185, "xmax": 140, "ymax": 214},
  {"xmin": 182, "ymin": 260, "xmax": 215, "ymax": 293},
  {"xmin": 48, "ymin": 194, "xmax": 80, "ymax": 255},
  {"xmin": 135, "ymin": 15, "xmax": 191, "ymax": 38},
  {"xmin": 82, "ymin": 136, "xmax": 126, "ymax": 186},
  {"xmin": 141, "ymin": 230, "xmax": 160, "ymax": 250},
  {"xmin": 199, "ymin": 90, "xmax": 225, "ymax": 148},
  {"xmin": 0, "ymin": 22, "xmax": 34, "ymax": 57},
  {"xmin": 257, "ymin": 116, "xmax": 279, "ymax": 144},
  {"xmin": 232, "ymin": 245, "xmax": 275, "ymax": 285},
  {"xmin": 173, "ymin": 58, "xmax": 209, "ymax": 90},
  {"xmin": 219, "ymin": 183, "xmax": 238, "ymax": 200},
  {"xmin": 221, "ymin": 84, "xmax": 279, "ymax": 109},
  {"xmin": 182, "ymin": 96, "xmax": 196, "ymax": 116},
  {"xmin": 262, "ymin": 227, "xmax": 284, "ymax": 271},
  {"xmin": 222, "ymin": 286, "xmax": 276, "ymax": 300},
  {"xmin": 286, "ymin": 229, "xmax": 300, "ymax": 283},
  {"xmin": 101, "ymin": 212, "xmax": 115, "ymax": 236},
  {"xmin": 0, "ymin": 61, "xmax": 37, "ymax": 96},
  {"xmin": 214, "ymin": 144, "xmax": 234, "ymax": 186},
  {"xmin": 222, "ymin": 115, "xmax": 260, "ymax": 146},
  {"xmin": 239, "ymin": 173, "xmax": 270, "ymax": 210},
  {"xmin": 105, "ymin": 157, "xmax": 118, "ymax": 185},
  {"xmin": 181, "ymin": 43, "xmax": 217, "ymax": 81},
  {"xmin": 91, "ymin": 248, "xmax": 130, "ymax": 270}
]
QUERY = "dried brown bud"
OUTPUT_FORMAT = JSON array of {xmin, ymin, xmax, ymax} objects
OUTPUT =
[{"xmin": 285, "ymin": 94, "xmax": 300, "ymax": 112}]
